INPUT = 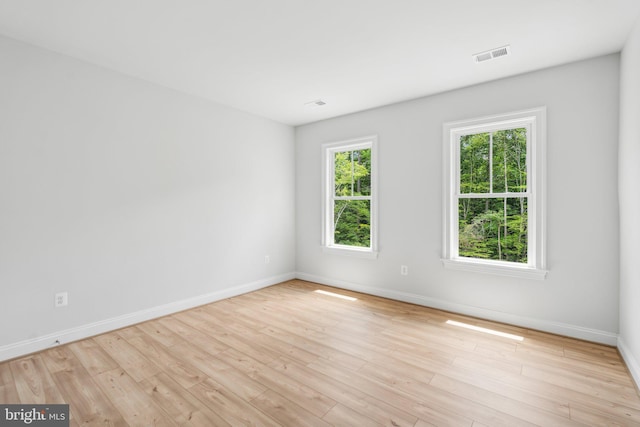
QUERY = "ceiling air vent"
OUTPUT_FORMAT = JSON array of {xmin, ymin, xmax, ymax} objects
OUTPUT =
[
  {"xmin": 305, "ymin": 99, "xmax": 327, "ymax": 107},
  {"xmin": 473, "ymin": 45, "xmax": 511, "ymax": 63}
]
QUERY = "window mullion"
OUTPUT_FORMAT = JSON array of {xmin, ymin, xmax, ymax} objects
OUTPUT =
[
  {"xmin": 457, "ymin": 193, "xmax": 531, "ymax": 199},
  {"xmin": 452, "ymin": 193, "xmax": 460, "ymax": 258},
  {"xmin": 489, "ymin": 132, "xmax": 493, "ymax": 194},
  {"xmin": 350, "ymin": 151, "xmax": 355, "ymax": 196},
  {"xmin": 334, "ymin": 196, "xmax": 371, "ymax": 201}
]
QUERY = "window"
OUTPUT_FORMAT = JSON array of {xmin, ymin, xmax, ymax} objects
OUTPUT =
[
  {"xmin": 322, "ymin": 136, "xmax": 378, "ymax": 257},
  {"xmin": 442, "ymin": 108, "xmax": 547, "ymax": 279}
]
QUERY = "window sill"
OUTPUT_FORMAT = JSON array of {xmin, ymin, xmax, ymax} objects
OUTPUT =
[
  {"xmin": 323, "ymin": 245, "xmax": 379, "ymax": 259},
  {"xmin": 442, "ymin": 258, "xmax": 547, "ymax": 280}
]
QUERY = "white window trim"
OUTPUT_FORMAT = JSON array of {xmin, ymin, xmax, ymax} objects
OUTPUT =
[
  {"xmin": 322, "ymin": 135, "xmax": 378, "ymax": 258},
  {"xmin": 442, "ymin": 107, "xmax": 547, "ymax": 279}
]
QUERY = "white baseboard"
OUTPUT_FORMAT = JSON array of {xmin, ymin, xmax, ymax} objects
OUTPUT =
[
  {"xmin": 618, "ymin": 337, "xmax": 640, "ymax": 391},
  {"xmin": 296, "ymin": 272, "xmax": 619, "ymax": 346},
  {"xmin": 0, "ymin": 272, "xmax": 295, "ymax": 363}
]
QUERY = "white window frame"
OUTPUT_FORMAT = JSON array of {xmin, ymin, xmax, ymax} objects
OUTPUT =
[
  {"xmin": 442, "ymin": 108, "xmax": 547, "ymax": 279},
  {"xmin": 322, "ymin": 135, "xmax": 378, "ymax": 258}
]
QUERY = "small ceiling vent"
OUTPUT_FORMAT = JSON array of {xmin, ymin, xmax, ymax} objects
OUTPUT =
[
  {"xmin": 305, "ymin": 99, "xmax": 327, "ymax": 107},
  {"xmin": 474, "ymin": 45, "xmax": 511, "ymax": 63}
]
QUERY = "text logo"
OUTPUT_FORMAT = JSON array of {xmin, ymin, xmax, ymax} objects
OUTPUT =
[{"xmin": 0, "ymin": 405, "xmax": 69, "ymax": 426}]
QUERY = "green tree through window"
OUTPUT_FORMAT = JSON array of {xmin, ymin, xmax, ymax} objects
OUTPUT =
[
  {"xmin": 333, "ymin": 148, "xmax": 371, "ymax": 247},
  {"xmin": 458, "ymin": 128, "xmax": 528, "ymax": 262},
  {"xmin": 443, "ymin": 108, "xmax": 546, "ymax": 278},
  {"xmin": 323, "ymin": 136, "xmax": 377, "ymax": 255}
]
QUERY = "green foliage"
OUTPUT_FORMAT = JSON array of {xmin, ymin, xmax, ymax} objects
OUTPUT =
[
  {"xmin": 334, "ymin": 149, "xmax": 371, "ymax": 197},
  {"xmin": 460, "ymin": 132, "xmax": 490, "ymax": 193},
  {"xmin": 459, "ymin": 198, "xmax": 527, "ymax": 262},
  {"xmin": 333, "ymin": 149, "xmax": 371, "ymax": 247},
  {"xmin": 334, "ymin": 200, "xmax": 371, "ymax": 247},
  {"xmin": 458, "ymin": 128, "xmax": 528, "ymax": 263}
]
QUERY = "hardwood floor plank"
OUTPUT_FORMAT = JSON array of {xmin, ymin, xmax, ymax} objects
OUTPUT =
[
  {"xmin": 414, "ymin": 420, "xmax": 438, "ymax": 427},
  {"xmin": 139, "ymin": 372, "xmax": 231, "ymax": 426},
  {"xmin": 322, "ymin": 403, "xmax": 386, "ymax": 427},
  {"xmin": 1, "ymin": 279, "xmax": 638, "ymax": 426},
  {"xmin": 460, "ymin": 353, "xmax": 638, "ymax": 424},
  {"xmin": 380, "ymin": 321, "xmax": 478, "ymax": 354},
  {"xmin": 250, "ymin": 389, "xmax": 332, "ymax": 427},
  {"xmin": 43, "ymin": 347, "xmax": 127, "ymax": 426},
  {"xmin": 568, "ymin": 400, "xmax": 640, "ymax": 426},
  {"xmin": 260, "ymin": 325, "xmax": 367, "ymax": 371},
  {"xmin": 384, "ymin": 340, "xmax": 456, "ymax": 370},
  {"xmin": 116, "ymin": 325, "xmax": 147, "ymax": 341},
  {"xmin": 94, "ymin": 332, "xmax": 161, "ymax": 382},
  {"xmin": 521, "ymin": 363, "xmax": 640, "ymax": 410},
  {"xmin": 425, "ymin": 356, "xmax": 572, "ymax": 419},
  {"xmin": 169, "ymin": 339, "xmax": 268, "ymax": 402},
  {"xmin": 242, "ymin": 327, "xmax": 320, "ymax": 365},
  {"xmin": 67, "ymin": 338, "xmax": 119, "ymax": 377},
  {"xmin": 356, "ymin": 360, "xmax": 434, "ymax": 400},
  {"xmin": 157, "ymin": 316, "xmax": 229, "ymax": 356},
  {"xmin": 188, "ymin": 378, "xmax": 281, "ymax": 426},
  {"xmin": 269, "ymin": 356, "xmax": 418, "ymax": 427},
  {"xmin": 135, "ymin": 320, "xmax": 184, "ymax": 348},
  {"xmin": 175, "ymin": 312, "xmax": 280, "ymax": 366},
  {"xmin": 429, "ymin": 373, "xmax": 585, "ymax": 426},
  {"xmin": 215, "ymin": 347, "xmax": 337, "ymax": 418},
  {"xmin": 53, "ymin": 369, "xmax": 127, "ymax": 426},
  {"xmin": 10, "ymin": 355, "xmax": 66, "ymax": 404},
  {"xmin": 41, "ymin": 346, "xmax": 77, "ymax": 373},
  {"xmin": 93, "ymin": 368, "xmax": 176, "ymax": 426},
  {"xmin": 570, "ymin": 398, "xmax": 640, "ymax": 424},
  {"xmin": 0, "ymin": 361, "xmax": 14, "ymax": 386},
  {"xmin": 126, "ymin": 329, "xmax": 208, "ymax": 389},
  {"xmin": 0, "ymin": 362, "xmax": 20, "ymax": 403},
  {"xmin": 452, "ymin": 354, "xmax": 523, "ymax": 380},
  {"xmin": 307, "ymin": 356, "xmax": 475, "ymax": 426}
]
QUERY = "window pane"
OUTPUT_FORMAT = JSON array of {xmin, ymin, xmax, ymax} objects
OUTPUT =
[
  {"xmin": 460, "ymin": 133, "xmax": 490, "ymax": 193},
  {"xmin": 334, "ymin": 199, "xmax": 371, "ymax": 247},
  {"xmin": 334, "ymin": 151, "xmax": 352, "ymax": 196},
  {"xmin": 353, "ymin": 149, "xmax": 371, "ymax": 196},
  {"xmin": 458, "ymin": 197, "xmax": 528, "ymax": 263},
  {"xmin": 492, "ymin": 128, "xmax": 527, "ymax": 193},
  {"xmin": 334, "ymin": 149, "xmax": 371, "ymax": 196}
]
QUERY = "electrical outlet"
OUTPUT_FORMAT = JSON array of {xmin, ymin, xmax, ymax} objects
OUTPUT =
[
  {"xmin": 55, "ymin": 292, "xmax": 68, "ymax": 307},
  {"xmin": 400, "ymin": 265, "xmax": 408, "ymax": 276},
  {"xmin": 264, "ymin": 255, "xmax": 270, "ymax": 264}
]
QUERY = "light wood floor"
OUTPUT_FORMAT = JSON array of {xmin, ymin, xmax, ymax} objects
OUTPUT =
[{"xmin": 1, "ymin": 280, "xmax": 639, "ymax": 426}]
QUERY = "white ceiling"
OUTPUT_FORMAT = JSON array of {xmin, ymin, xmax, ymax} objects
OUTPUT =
[{"xmin": 0, "ymin": 1, "xmax": 639, "ymax": 126}]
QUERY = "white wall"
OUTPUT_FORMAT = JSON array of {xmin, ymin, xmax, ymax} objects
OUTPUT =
[
  {"xmin": 618, "ymin": 18, "xmax": 640, "ymax": 386},
  {"xmin": 0, "ymin": 36, "xmax": 295, "ymax": 359},
  {"xmin": 0, "ymin": 29, "xmax": 627, "ymax": 363},
  {"xmin": 296, "ymin": 55, "xmax": 620, "ymax": 344}
]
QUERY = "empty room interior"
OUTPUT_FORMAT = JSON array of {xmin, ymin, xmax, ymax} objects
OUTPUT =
[{"xmin": 2, "ymin": 1, "xmax": 640, "ymax": 425}]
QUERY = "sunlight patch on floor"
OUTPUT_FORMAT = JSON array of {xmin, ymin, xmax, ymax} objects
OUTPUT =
[
  {"xmin": 446, "ymin": 319, "xmax": 524, "ymax": 341},
  {"xmin": 314, "ymin": 289, "xmax": 358, "ymax": 301}
]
